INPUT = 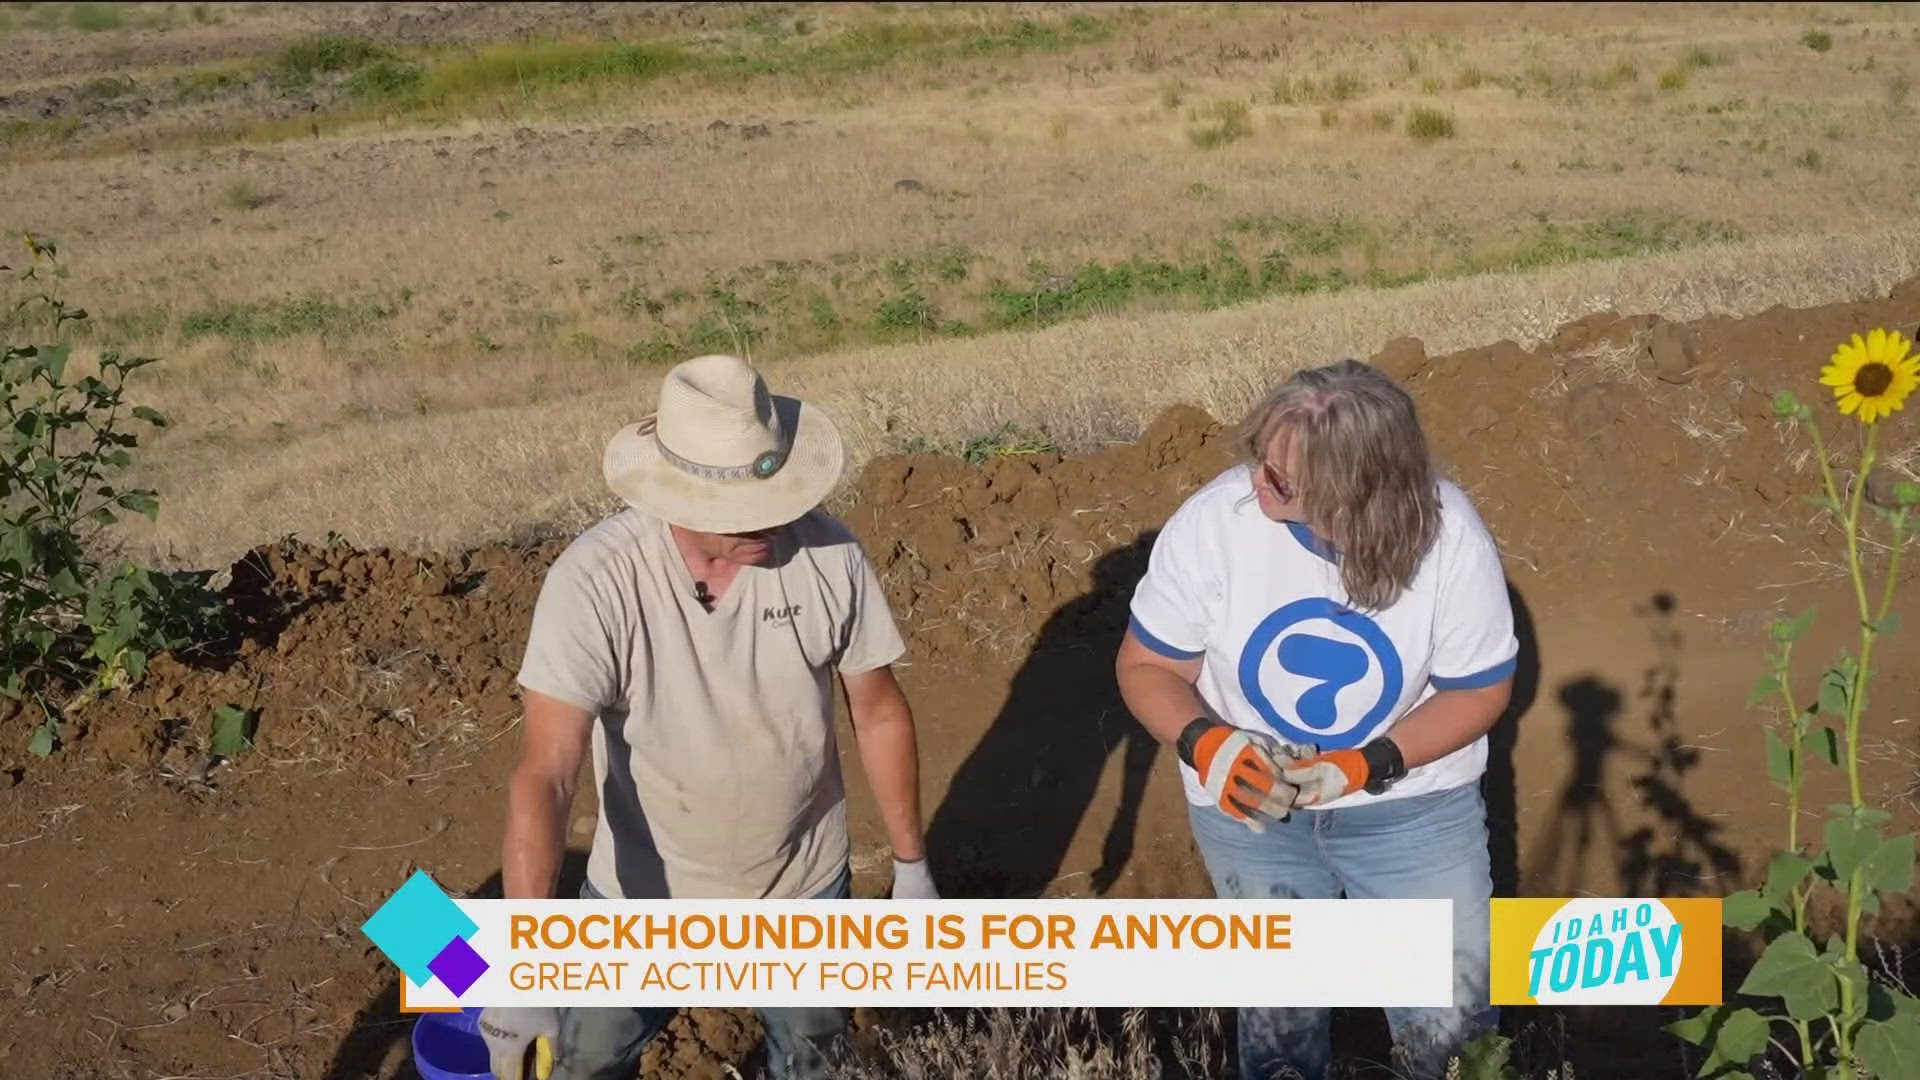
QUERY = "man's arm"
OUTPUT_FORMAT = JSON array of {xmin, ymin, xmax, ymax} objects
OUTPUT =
[
  {"xmin": 841, "ymin": 665, "xmax": 926, "ymax": 862},
  {"xmin": 503, "ymin": 689, "xmax": 594, "ymax": 900}
]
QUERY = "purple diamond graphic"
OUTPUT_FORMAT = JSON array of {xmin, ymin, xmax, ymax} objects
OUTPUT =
[{"xmin": 427, "ymin": 935, "xmax": 488, "ymax": 996}]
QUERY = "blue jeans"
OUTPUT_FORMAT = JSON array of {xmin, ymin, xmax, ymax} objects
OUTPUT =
[
  {"xmin": 1186, "ymin": 781, "xmax": 1498, "ymax": 1080},
  {"xmin": 549, "ymin": 867, "xmax": 853, "ymax": 1080}
]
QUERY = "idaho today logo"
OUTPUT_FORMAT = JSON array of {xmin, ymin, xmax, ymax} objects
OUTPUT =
[{"xmin": 1490, "ymin": 898, "xmax": 1723, "ymax": 1006}]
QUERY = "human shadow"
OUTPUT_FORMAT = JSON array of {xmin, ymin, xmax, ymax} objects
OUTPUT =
[
  {"xmin": 924, "ymin": 541, "xmax": 1545, "ymax": 904},
  {"xmin": 321, "ymin": 850, "xmax": 592, "ymax": 1080},
  {"xmin": 1482, "ymin": 582, "xmax": 1541, "ymax": 899},
  {"xmin": 1523, "ymin": 591, "xmax": 1743, "ymax": 897},
  {"xmin": 922, "ymin": 534, "xmax": 1162, "ymax": 900}
]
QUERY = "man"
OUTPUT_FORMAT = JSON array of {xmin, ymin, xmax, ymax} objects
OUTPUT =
[{"xmin": 478, "ymin": 354, "xmax": 937, "ymax": 1080}]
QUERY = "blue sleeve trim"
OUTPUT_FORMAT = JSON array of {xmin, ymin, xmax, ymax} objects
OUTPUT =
[
  {"xmin": 1431, "ymin": 655, "xmax": 1518, "ymax": 690},
  {"xmin": 1285, "ymin": 520, "xmax": 1338, "ymax": 564},
  {"xmin": 1128, "ymin": 613, "xmax": 1204, "ymax": 661}
]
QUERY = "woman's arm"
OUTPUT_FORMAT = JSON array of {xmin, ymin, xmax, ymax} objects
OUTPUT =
[
  {"xmin": 1114, "ymin": 629, "xmax": 1209, "ymax": 748},
  {"xmin": 1380, "ymin": 679, "xmax": 1513, "ymax": 769}
]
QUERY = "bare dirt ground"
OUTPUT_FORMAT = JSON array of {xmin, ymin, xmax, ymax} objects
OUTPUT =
[{"xmin": 6, "ymin": 286, "xmax": 1920, "ymax": 1079}]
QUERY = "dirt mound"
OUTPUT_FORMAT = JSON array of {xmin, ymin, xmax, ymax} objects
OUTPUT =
[
  {"xmin": 843, "ymin": 403, "xmax": 1237, "ymax": 667},
  {"xmin": 838, "ymin": 284, "xmax": 1920, "ymax": 673},
  {"xmin": 7, "ymin": 284, "xmax": 1920, "ymax": 1080},
  {"xmin": 21, "ymin": 536, "xmax": 570, "ymax": 784}
]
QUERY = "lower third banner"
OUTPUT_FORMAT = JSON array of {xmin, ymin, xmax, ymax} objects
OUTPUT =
[{"xmin": 362, "ymin": 871, "xmax": 1457, "ymax": 1011}]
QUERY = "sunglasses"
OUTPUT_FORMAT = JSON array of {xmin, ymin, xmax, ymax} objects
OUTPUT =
[{"xmin": 1256, "ymin": 459, "xmax": 1297, "ymax": 502}]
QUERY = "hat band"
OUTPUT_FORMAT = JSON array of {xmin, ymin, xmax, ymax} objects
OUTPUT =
[{"xmin": 638, "ymin": 413, "xmax": 789, "ymax": 482}]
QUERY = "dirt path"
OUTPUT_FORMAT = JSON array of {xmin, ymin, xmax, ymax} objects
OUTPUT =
[{"xmin": 6, "ymin": 286, "xmax": 1920, "ymax": 1078}]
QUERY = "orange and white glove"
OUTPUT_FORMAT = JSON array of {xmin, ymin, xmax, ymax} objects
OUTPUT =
[
  {"xmin": 1279, "ymin": 737, "xmax": 1409, "ymax": 807},
  {"xmin": 1175, "ymin": 718, "xmax": 1300, "ymax": 832}
]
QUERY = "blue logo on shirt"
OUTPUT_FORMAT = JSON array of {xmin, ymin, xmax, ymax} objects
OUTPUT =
[{"xmin": 1237, "ymin": 597, "xmax": 1403, "ymax": 749}]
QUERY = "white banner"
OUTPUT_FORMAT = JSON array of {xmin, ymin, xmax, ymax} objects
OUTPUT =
[{"xmin": 387, "ymin": 898, "xmax": 1456, "ymax": 1010}]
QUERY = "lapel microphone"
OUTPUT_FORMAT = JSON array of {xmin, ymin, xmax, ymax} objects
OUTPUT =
[{"xmin": 693, "ymin": 581, "xmax": 714, "ymax": 611}]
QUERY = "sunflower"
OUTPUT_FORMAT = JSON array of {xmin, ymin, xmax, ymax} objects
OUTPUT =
[{"xmin": 1820, "ymin": 328, "xmax": 1920, "ymax": 424}]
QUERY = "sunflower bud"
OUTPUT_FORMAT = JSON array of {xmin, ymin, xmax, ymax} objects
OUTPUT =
[{"xmin": 1772, "ymin": 390, "xmax": 1807, "ymax": 420}]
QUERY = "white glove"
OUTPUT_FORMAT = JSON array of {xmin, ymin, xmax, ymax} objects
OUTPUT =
[
  {"xmin": 890, "ymin": 856, "xmax": 939, "ymax": 899},
  {"xmin": 478, "ymin": 1006, "xmax": 558, "ymax": 1080}
]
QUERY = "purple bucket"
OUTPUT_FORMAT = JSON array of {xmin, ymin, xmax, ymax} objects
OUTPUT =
[{"xmin": 411, "ymin": 1006, "xmax": 491, "ymax": 1080}]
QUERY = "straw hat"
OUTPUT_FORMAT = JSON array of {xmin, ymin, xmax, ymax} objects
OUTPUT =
[{"xmin": 602, "ymin": 355, "xmax": 845, "ymax": 534}]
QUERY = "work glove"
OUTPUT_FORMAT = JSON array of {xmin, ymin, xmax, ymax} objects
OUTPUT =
[
  {"xmin": 890, "ymin": 856, "xmax": 939, "ymax": 899},
  {"xmin": 478, "ymin": 1005, "xmax": 558, "ymax": 1080},
  {"xmin": 1279, "ymin": 737, "xmax": 1408, "ymax": 807},
  {"xmin": 1175, "ymin": 718, "xmax": 1300, "ymax": 832}
]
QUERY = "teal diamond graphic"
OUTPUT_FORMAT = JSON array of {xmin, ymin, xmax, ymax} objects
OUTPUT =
[{"xmin": 361, "ymin": 870, "xmax": 478, "ymax": 987}]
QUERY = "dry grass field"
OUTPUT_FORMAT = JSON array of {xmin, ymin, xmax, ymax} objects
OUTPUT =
[{"xmin": 5, "ymin": 1, "xmax": 1920, "ymax": 567}]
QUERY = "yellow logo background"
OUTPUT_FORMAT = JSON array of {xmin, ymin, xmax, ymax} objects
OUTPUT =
[{"xmin": 1490, "ymin": 898, "xmax": 1721, "ymax": 1006}]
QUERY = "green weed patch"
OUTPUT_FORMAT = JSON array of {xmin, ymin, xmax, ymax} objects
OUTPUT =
[
  {"xmin": 580, "ymin": 211, "xmax": 1741, "ymax": 364},
  {"xmin": 178, "ymin": 293, "xmax": 403, "ymax": 342}
]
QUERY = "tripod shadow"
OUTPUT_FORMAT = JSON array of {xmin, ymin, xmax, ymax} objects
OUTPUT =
[
  {"xmin": 1521, "ymin": 676, "xmax": 1631, "ymax": 895},
  {"xmin": 923, "ymin": 534, "xmax": 1161, "ymax": 898},
  {"xmin": 321, "ymin": 851, "xmax": 592, "ymax": 1080}
]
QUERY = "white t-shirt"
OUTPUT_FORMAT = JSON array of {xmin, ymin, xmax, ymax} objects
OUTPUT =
[{"xmin": 1128, "ymin": 464, "xmax": 1518, "ymax": 810}]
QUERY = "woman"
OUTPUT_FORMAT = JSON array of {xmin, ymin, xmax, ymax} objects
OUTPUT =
[{"xmin": 1115, "ymin": 358, "xmax": 1518, "ymax": 1080}]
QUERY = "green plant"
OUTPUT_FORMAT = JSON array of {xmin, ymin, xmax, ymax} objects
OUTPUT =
[
  {"xmin": 69, "ymin": 2, "xmax": 125, "ymax": 32},
  {"xmin": 2, "ymin": 235, "xmax": 224, "ymax": 756},
  {"xmin": 1686, "ymin": 46, "xmax": 1725, "ymax": 69},
  {"xmin": 1406, "ymin": 106, "xmax": 1456, "ymax": 141},
  {"xmin": 1187, "ymin": 100, "xmax": 1252, "ymax": 149},
  {"xmin": 276, "ymin": 35, "xmax": 391, "ymax": 82},
  {"xmin": 959, "ymin": 422, "xmax": 1056, "ymax": 463},
  {"xmin": 874, "ymin": 289, "xmax": 938, "ymax": 332},
  {"xmin": 210, "ymin": 703, "xmax": 257, "ymax": 758},
  {"xmin": 1451, "ymin": 1031, "xmax": 1525, "ymax": 1080},
  {"xmin": 1804, "ymin": 30, "xmax": 1833, "ymax": 53},
  {"xmin": 224, "ymin": 181, "xmax": 274, "ymax": 210},
  {"xmin": 346, "ymin": 58, "xmax": 425, "ymax": 100},
  {"xmin": 1589, "ymin": 60, "xmax": 1639, "ymax": 90},
  {"xmin": 1668, "ymin": 328, "xmax": 1920, "ymax": 1078}
]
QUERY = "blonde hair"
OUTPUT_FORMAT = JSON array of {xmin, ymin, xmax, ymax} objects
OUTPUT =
[{"xmin": 1237, "ymin": 358, "xmax": 1442, "ymax": 611}]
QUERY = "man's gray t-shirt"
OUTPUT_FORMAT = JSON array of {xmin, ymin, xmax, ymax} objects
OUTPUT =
[{"xmin": 516, "ymin": 506, "xmax": 907, "ymax": 900}]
